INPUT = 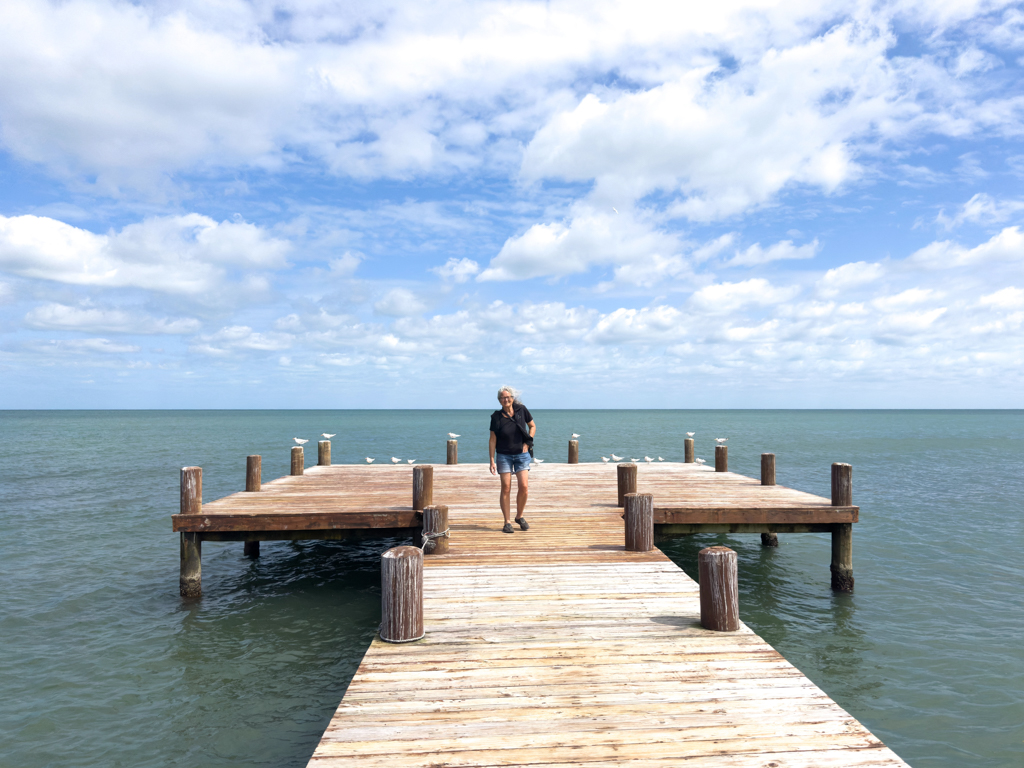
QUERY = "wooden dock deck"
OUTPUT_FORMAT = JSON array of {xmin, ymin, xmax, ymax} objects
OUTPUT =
[{"xmin": 185, "ymin": 461, "xmax": 904, "ymax": 767}]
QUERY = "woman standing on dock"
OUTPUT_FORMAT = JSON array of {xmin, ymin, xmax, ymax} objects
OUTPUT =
[{"xmin": 489, "ymin": 386, "xmax": 536, "ymax": 533}]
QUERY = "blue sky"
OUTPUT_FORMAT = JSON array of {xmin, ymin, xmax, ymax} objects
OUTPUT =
[{"xmin": 1, "ymin": 0, "xmax": 1024, "ymax": 408}]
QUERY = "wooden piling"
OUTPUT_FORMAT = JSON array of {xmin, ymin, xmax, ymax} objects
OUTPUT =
[
  {"xmin": 380, "ymin": 546, "xmax": 424, "ymax": 643},
  {"xmin": 291, "ymin": 446, "xmax": 304, "ymax": 476},
  {"xmin": 699, "ymin": 546, "xmax": 739, "ymax": 631},
  {"xmin": 715, "ymin": 445, "xmax": 728, "ymax": 472},
  {"xmin": 617, "ymin": 463, "xmax": 637, "ymax": 507},
  {"xmin": 318, "ymin": 441, "xmax": 331, "ymax": 466},
  {"xmin": 446, "ymin": 440, "xmax": 458, "ymax": 465},
  {"xmin": 179, "ymin": 467, "xmax": 202, "ymax": 597},
  {"xmin": 568, "ymin": 440, "xmax": 579, "ymax": 464},
  {"xmin": 246, "ymin": 455, "xmax": 261, "ymax": 492},
  {"xmin": 244, "ymin": 540, "xmax": 260, "ymax": 558},
  {"xmin": 684, "ymin": 438, "xmax": 694, "ymax": 463},
  {"xmin": 761, "ymin": 453, "xmax": 775, "ymax": 485},
  {"xmin": 624, "ymin": 493, "xmax": 653, "ymax": 552},
  {"xmin": 422, "ymin": 505, "xmax": 449, "ymax": 555},
  {"xmin": 831, "ymin": 462, "xmax": 854, "ymax": 591},
  {"xmin": 412, "ymin": 465, "xmax": 433, "ymax": 510}
]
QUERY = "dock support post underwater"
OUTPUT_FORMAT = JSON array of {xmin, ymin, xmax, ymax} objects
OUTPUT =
[
  {"xmin": 761, "ymin": 453, "xmax": 779, "ymax": 547},
  {"xmin": 244, "ymin": 456, "xmax": 262, "ymax": 557},
  {"xmin": 179, "ymin": 466, "xmax": 202, "ymax": 597},
  {"xmin": 831, "ymin": 462, "xmax": 854, "ymax": 592}
]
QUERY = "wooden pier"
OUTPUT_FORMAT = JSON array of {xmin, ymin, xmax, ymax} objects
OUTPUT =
[{"xmin": 172, "ymin": 457, "xmax": 906, "ymax": 767}]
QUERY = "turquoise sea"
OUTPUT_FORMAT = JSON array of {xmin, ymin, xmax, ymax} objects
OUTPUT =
[{"xmin": 1, "ymin": 410, "xmax": 1022, "ymax": 768}]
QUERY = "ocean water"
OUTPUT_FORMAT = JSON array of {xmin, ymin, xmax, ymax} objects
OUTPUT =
[{"xmin": 0, "ymin": 409, "xmax": 1021, "ymax": 768}]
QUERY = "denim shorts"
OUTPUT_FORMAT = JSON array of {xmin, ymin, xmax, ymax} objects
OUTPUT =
[{"xmin": 495, "ymin": 451, "xmax": 531, "ymax": 474}]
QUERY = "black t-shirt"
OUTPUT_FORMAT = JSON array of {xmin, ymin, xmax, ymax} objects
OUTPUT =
[{"xmin": 490, "ymin": 405, "xmax": 533, "ymax": 455}]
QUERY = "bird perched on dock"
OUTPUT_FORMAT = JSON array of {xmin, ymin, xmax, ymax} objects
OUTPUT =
[
  {"xmin": 407, "ymin": 459, "xmax": 416, "ymax": 464},
  {"xmin": 571, "ymin": 433, "xmax": 581, "ymax": 439},
  {"xmin": 293, "ymin": 437, "xmax": 308, "ymax": 444},
  {"xmin": 687, "ymin": 432, "xmax": 694, "ymax": 437},
  {"xmin": 658, "ymin": 457, "xmax": 664, "ymax": 461},
  {"xmin": 630, "ymin": 457, "xmax": 638, "ymax": 462},
  {"xmin": 601, "ymin": 456, "xmax": 610, "ymax": 463},
  {"xmin": 535, "ymin": 458, "xmax": 545, "ymax": 463},
  {"xmin": 644, "ymin": 456, "xmax": 654, "ymax": 463},
  {"xmin": 391, "ymin": 457, "xmax": 401, "ymax": 464},
  {"xmin": 448, "ymin": 432, "xmax": 460, "ymax": 438},
  {"xmin": 695, "ymin": 457, "xmax": 706, "ymax": 465},
  {"xmin": 715, "ymin": 437, "xmax": 728, "ymax": 444},
  {"xmin": 322, "ymin": 433, "xmax": 335, "ymax": 438},
  {"xmin": 365, "ymin": 457, "xmax": 375, "ymax": 463},
  {"xmin": 610, "ymin": 454, "xmax": 623, "ymax": 461}
]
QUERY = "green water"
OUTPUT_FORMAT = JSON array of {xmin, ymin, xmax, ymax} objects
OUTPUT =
[{"xmin": 1, "ymin": 410, "xmax": 1022, "ymax": 767}]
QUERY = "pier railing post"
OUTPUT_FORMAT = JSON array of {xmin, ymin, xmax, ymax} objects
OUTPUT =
[
  {"xmin": 446, "ymin": 439, "xmax": 457, "ymax": 465},
  {"xmin": 413, "ymin": 465, "xmax": 433, "ymax": 510},
  {"xmin": 617, "ymin": 463, "xmax": 637, "ymax": 507},
  {"xmin": 830, "ymin": 463, "xmax": 854, "ymax": 592},
  {"xmin": 291, "ymin": 446, "xmax": 304, "ymax": 476},
  {"xmin": 380, "ymin": 546, "xmax": 424, "ymax": 643},
  {"xmin": 422, "ymin": 505, "xmax": 449, "ymax": 555},
  {"xmin": 684, "ymin": 438, "xmax": 694, "ymax": 463},
  {"xmin": 179, "ymin": 467, "xmax": 202, "ymax": 597},
  {"xmin": 624, "ymin": 493, "xmax": 653, "ymax": 552},
  {"xmin": 244, "ymin": 455, "xmax": 262, "ymax": 558},
  {"xmin": 760, "ymin": 453, "xmax": 779, "ymax": 547},
  {"xmin": 699, "ymin": 546, "xmax": 739, "ymax": 631},
  {"xmin": 568, "ymin": 440, "xmax": 579, "ymax": 464},
  {"xmin": 715, "ymin": 445, "xmax": 728, "ymax": 472},
  {"xmin": 318, "ymin": 441, "xmax": 331, "ymax": 466}
]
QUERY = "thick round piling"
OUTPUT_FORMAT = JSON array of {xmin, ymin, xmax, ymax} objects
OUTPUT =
[
  {"xmin": 243, "ymin": 540, "xmax": 260, "ymax": 558},
  {"xmin": 761, "ymin": 453, "xmax": 775, "ymax": 485},
  {"xmin": 624, "ymin": 493, "xmax": 654, "ymax": 552},
  {"xmin": 568, "ymin": 440, "xmax": 579, "ymax": 464},
  {"xmin": 699, "ymin": 546, "xmax": 739, "ymax": 631},
  {"xmin": 246, "ymin": 455, "xmax": 261, "ymax": 492},
  {"xmin": 179, "ymin": 467, "xmax": 202, "ymax": 598},
  {"xmin": 380, "ymin": 546, "xmax": 424, "ymax": 643},
  {"xmin": 617, "ymin": 463, "xmax": 638, "ymax": 507},
  {"xmin": 684, "ymin": 438, "xmax": 694, "ymax": 463},
  {"xmin": 715, "ymin": 445, "xmax": 728, "ymax": 472},
  {"xmin": 831, "ymin": 462, "xmax": 854, "ymax": 592},
  {"xmin": 413, "ymin": 465, "xmax": 433, "ymax": 510},
  {"xmin": 291, "ymin": 446, "xmax": 304, "ymax": 476},
  {"xmin": 446, "ymin": 440, "xmax": 458, "ymax": 465},
  {"xmin": 318, "ymin": 441, "xmax": 331, "ymax": 466},
  {"xmin": 422, "ymin": 505, "xmax": 449, "ymax": 555}
]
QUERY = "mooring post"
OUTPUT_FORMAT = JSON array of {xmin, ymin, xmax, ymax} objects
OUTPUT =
[
  {"xmin": 246, "ymin": 455, "xmax": 261, "ymax": 492},
  {"xmin": 380, "ymin": 546, "xmax": 424, "ymax": 643},
  {"xmin": 179, "ymin": 467, "xmax": 202, "ymax": 598},
  {"xmin": 684, "ymin": 438, "xmax": 694, "ymax": 463},
  {"xmin": 617, "ymin": 462, "xmax": 637, "ymax": 507},
  {"xmin": 831, "ymin": 462, "xmax": 854, "ymax": 592},
  {"xmin": 446, "ymin": 439, "xmax": 458, "ymax": 465},
  {"xmin": 760, "ymin": 453, "xmax": 779, "ymax": 547},
  {"xmin": 422, "ymin": 505, "xmax": 449, "ymax": 555},
  {"xmin": 568, "ymin": 440, "xmax": 579, "ymax": 464},
  {"xmin": 699, "ymin": 546, "xmax": 739, "ymax": 631},
  {"xmin": 715, "ymin": 445, "xmax": 728, "ymax": 472},
  {"xmin": 318, "ymin": 440, "xmax": 331, "ymax": 466},
  {"xmin": 291, "ymin": 446, "xmax": 304, "ymax": 476},
  {"xmin": 624, "ymin": 493, "xmax": 653, "ymax": 552},
  {"xmin": 413, "ymin": 465, "xmax": 433, "ymax": 510}
]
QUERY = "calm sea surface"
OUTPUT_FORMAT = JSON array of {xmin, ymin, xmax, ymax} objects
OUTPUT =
[{"xmin": 1, "ymin": 410, "xmax": 1022, "ymax": 768}]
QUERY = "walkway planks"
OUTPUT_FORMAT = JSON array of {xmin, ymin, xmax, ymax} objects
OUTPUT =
[{"xmin": 304, "ymin": 463, "xmax": 906, "ymax": 768}]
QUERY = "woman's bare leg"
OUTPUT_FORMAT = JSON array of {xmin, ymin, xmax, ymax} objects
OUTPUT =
[
  {"xmin": 499, "ymin": 472, "xmax": 512, "ymax": 522},
  {"xmin": 515, "ymin": 469, "xmax": 529, "ymax": 519}
]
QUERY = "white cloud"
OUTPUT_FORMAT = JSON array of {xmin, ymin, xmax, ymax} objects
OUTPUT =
[
  {"xmin": 0, "ymin": 214, "xmax": 290, "ymax": 295},
  {"xmin": 47, "ymin": 338, "xmax": 141, "ymax": 354},
  {"xmin": 432, "ymin": 257, "xmax": 479, "ymax": 283},
  {"xmin": 329, "ymin": 252, "xmax": 363, "ymax": 276},
  {"xmin": 872, "ymin": 288, "xmax": 936, "ymax": 311},
  {"xmin": 689, "ymin": 279, "xmax": 799, "ymax": 312},
  {"xmin": 817, "ymin": 261, "xmax": 885, "ymax": 297},
  {"xmin": 374, "ymin": 288, "xmax": 428, "ymax": 316},
  {"xmin": 727, "ymin": 239, "xmax": 820, "ymax": 267},
  {"xmin": 937, "ymin": 193, "xmax": 1024, "ymax": 229},
  {"xmin": 979, "ymin": 286, "xmax": 1024, "ymax": 309},
  {"xmin": 191, "ymin": 325, "xmax": 293, "ymax": 355},
  {"xmin": 910, "ymin": 227, "xmax": 1024, "ymax": 268},
  {"xmin": 24, "ymin": 303, "xmax": 200, "ymax": 334}
]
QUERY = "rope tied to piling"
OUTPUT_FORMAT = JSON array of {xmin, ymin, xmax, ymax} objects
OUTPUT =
[{"xmin": 420, "ymin": 527, "xmax": 450, "ymax": 554}]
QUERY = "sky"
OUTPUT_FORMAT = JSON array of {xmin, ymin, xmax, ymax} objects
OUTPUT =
[{"xmin": 1, "ymin": 0, "xmax": 1024, "ymax": 409}]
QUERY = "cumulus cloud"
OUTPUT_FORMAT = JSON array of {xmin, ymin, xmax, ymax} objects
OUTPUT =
[
  {"xmin": 937, "ymin": 193, "xmax": 1024, "ymax": 229},
  {"xmin": 374, "ymin": 288, "xmax": 428, "ymax": 316},
  {"xmin": 432, "ymin": 257, "xmax": 479, "ymax": 282},
  {"xmin": 191, "ymin": 325, "xmax": 294, "ymax": 356},
  {"xmin": 817, "ymin": 261, "xmax": 886, "ymax": 297},
  {"xmin": 0, "ymin": 213, "xmax": 290, "ymax": 295},
  {"xmin": 24, "ymin": 303, "xmax": 201, "ymax": 334},
  {"xmin": 726, "ymin": 239, "xmax": 820, "ymax": 267},
  {"xmin": 910, "ymin": 227, "xmax": 1024, "ymax": 268},
  {"xmin": 689, "ymin": 279, "xmax": 799, "ymax": 312}
]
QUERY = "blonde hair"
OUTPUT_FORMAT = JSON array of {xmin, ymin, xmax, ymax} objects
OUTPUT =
[{"xmin": 496, "ymin": 385, "xmax": 521, "ymax": 403}]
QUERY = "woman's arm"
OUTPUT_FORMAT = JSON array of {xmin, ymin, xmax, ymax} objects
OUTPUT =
[
  {"xmin": 527, "ymin": 419, "xmax": 536, "ymax": 439},
  {"xmin": 488, "ymin": 431, "xmax": 497, "ymax": 475}
]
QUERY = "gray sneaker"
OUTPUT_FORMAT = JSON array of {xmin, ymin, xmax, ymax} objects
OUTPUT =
[
  {"xmin": 502, "ymin": 522, "xmax": 514, "ymax": 533},
  {"xmin": 515, "ymin": 517, "xmax": 530, "ymax": 530}
]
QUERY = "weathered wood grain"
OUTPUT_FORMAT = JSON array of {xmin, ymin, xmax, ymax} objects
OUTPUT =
[{"xmin": 699, "ymin": 545, "xmax": 739, "ymax": 632}]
